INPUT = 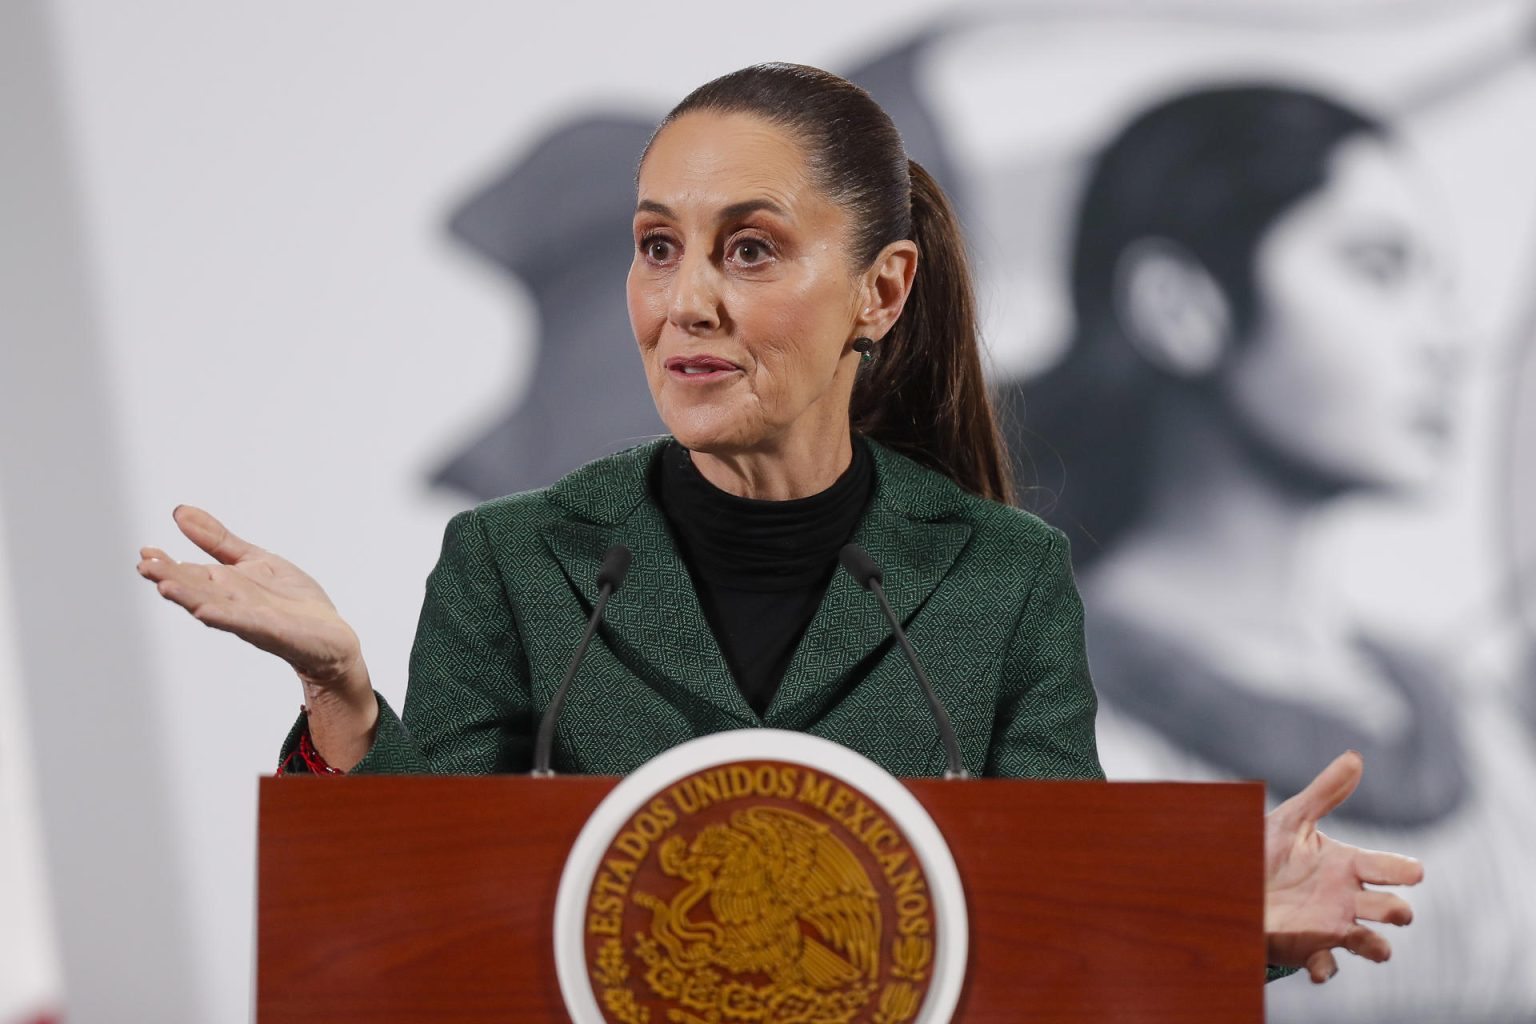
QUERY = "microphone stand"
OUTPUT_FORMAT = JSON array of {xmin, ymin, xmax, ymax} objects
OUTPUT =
[
  {"xmin": 840, "ymin": 543, "xmax": 970, "ymax": 780},
  {"xmin": 531, "ymin": 544, "xmax": 631, "ymax": 777}
]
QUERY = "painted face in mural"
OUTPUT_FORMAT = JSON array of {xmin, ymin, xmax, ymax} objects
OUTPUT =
[
  {"xmin": 627, "ymin": 111, "xmax": 869, "ymax": 459},
  {"xmin": 1222, "ymin": 136, "xmax": 1459, "ymax": 493}
]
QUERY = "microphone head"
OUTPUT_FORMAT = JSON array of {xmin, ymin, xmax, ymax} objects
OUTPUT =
[
  {"xmin": 838, "ymin": 543, "xmax": 883, "ymax": 589},
  {"xmin": 597, "ymin": 544, "xmax": 633, "ymax": 591}
]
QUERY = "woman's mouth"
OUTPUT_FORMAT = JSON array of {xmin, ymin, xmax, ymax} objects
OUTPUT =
[
  {"xmin": 1409, "ymin": 407, "xmax": 1453, "ymax": 445},
  {"xmin": 665, "ymin": 355, "xmax": 740, "ymax": 382}
]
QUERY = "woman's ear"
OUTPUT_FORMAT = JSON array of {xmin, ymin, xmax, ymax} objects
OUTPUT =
[
  {"xmin": 856, "ymin": 239, "xmax": 919, "ymax": 340},
  {"xmin": 1113, "ymin": 237, "xmax": 1233, "ymax": 377}
]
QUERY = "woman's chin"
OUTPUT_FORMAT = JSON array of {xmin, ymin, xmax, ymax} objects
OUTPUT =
[
  {"xmin": 1310, "ymin": 447, "xmax": 1441, "ymax": 499},
  {"xmin": 659, "ymin": 406, "xmax": 758, "ymax": 454}
]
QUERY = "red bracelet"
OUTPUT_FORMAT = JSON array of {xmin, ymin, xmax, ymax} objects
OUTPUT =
[{"xmin": 276, "ymin": 706, "xmax": 345, "ymax": 777}]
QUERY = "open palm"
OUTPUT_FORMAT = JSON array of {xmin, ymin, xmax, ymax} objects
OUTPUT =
[
  {"xmin": 136, "ymin": 505, "xmax": 364, "ymax": 690},
  {"xmin": 1264, "ymin": 750, "xmax": 1424, "ymax": 983}
]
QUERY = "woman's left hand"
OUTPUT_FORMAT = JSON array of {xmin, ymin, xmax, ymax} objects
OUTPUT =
[{"xmin": 1264, "ymin": 750, "xmax": 1424, "ymax": 983}]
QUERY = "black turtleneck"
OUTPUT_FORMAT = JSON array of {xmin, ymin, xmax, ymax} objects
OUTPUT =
[{"xmin": 654, "ymin": 437, "xmax": 875, "ymax": 717}]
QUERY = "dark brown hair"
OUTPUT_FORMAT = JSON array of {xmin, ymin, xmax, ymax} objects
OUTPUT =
[
  {"xmin": 1007, "ymin": 84, "xmax": 1387, "ymax": 561},
  {"xmin": 645, "ymin": 62, "xmax": 1013, "ymax": 504}
]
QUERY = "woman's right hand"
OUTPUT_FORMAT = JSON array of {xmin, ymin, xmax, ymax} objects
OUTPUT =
[{"xmin": 137, "ymin": 505, "xmax": 379, "ymax": 768}]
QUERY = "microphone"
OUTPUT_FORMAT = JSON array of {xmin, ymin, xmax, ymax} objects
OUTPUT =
[
  {"xmin": 839, "ymin": 543, "xmax": 969, "ymax": 780},
  {"xmin": 531, "ymin": 544, "xmax": 632, "ymax": 777}
]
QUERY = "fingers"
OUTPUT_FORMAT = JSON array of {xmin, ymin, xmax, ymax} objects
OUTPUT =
[
  {"xmin": 171, "ymin": 504, "xmax": 259, "ymax": 564},
  {"xmin": 1277, "ymin": 750, "xmax": 1364, "ymax": 827},
  {"xmin": 137, "ymin": 548, "xmax": 204, "ymax": 591},
  {"xmin": 1356, "ymin": 888, "xmax": 1414, "ymax": 926},
  {"xmin": 1354, "ymin": 847, "xmax": 1425, "ymax": 887},
  {"xmin": 1341, "ymin": 924, "xmax": 1393, "ymax": 963},
  {"xmin": 137, "ymin": 554, "xmax": 256, "ymax": 627},
  {"xmin": 136, "ymin": 548, "xmax": 177, "ymax": 584},
  {"xmin": 1301, "ymin": 926, "xmax": 1390, "ymax": 984}
]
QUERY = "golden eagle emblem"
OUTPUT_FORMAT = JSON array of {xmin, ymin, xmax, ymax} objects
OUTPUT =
[
  {"xmin": 581, "ymin": 762, "xmax": 937, "ymax": 1024},
  {"xmin": 635, "ymin": 806, "xmax": 882, "ymax": 993}
]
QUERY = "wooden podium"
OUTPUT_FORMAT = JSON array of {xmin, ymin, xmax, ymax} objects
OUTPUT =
[
  {"xmin": 254, "ymin": 779, "xmax": 1259, "ymax": 1019},
  {"xmin": 257, "ymin": 776, "xmax": 1263, "ymax": 1023}
]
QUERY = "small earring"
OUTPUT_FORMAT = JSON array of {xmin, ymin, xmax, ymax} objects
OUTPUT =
[{"xmin": 852, "ymin": 337, "xmax": 876, "ymax": 364}]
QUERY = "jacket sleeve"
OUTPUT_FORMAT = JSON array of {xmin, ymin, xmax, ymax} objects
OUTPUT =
[
  {"xmin": 985, "ymin": 526, "xmax": 1105, "ymax": 780},
  {"xmin": 276, "ymin": 507, "xmax": 535, "ymax": 774},
  {"xmin": 983, "ymin": 527, "xmax": 1300, "ymax": 984}
]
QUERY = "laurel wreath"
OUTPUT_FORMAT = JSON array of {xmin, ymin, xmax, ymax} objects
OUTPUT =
[{"xmin": 588, "ymin": 932, "xmax": 935, "ymax": 1024}]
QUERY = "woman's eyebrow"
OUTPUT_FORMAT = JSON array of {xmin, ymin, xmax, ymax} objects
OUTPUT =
[
  {"xmin": 718, "ymin": 199, "xmax": 788, "ymax": 221},
  {"xmin": 633, "ymin": 198, "xmax": 788, "ymax": 221}
]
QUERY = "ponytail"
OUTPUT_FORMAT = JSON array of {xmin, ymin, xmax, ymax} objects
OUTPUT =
[
  {"xmin": 657, "ymin": 65, "xmax": 1015, "ymax": 504},
  {"xmin": 850, "ymin": 161, "xmax": 1013, "ymax": 504}
]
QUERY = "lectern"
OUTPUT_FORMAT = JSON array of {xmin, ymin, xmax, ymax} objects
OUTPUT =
[{"xmin": 258, "ymin": 770, "xmax": 1263, "ymax": 1022}]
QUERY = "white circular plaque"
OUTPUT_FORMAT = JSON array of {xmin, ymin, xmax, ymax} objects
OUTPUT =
[{"xmin": 552, "ymin": 729, "xmax": 968, "ymax": 1024}]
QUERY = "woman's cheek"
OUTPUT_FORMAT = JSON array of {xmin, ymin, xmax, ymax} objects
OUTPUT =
[
  {"xmin": 1319, "ymin": 284, "xmax": 1439, "ymax": 481},
  {"xmin": 626, "ymin": 269, "xmax": 667, "ymax": 345}
]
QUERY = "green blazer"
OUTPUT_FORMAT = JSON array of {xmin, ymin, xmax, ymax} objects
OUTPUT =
[{"xmin": 281, "ymin": 437, "xmax": 1103, "ymax": 780}]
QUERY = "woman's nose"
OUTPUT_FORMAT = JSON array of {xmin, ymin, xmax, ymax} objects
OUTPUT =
[
  {"xmin": 667, "ymin": 252, "xmax": 722, "ymax": 334},
  {"xmin": 1418, "ymin": 293, "xmax": 1464, "ymax": 380}
]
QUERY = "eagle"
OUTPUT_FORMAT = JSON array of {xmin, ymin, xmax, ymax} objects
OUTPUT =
[{"xmin": 634, "ymin": 805, "xmax": 883, "ymax": 991}]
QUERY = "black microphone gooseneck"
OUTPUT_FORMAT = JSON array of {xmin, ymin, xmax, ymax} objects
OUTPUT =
[
  {"xmin": 531, "ymin": 544, "xmax": 632, "ymax": 777},
  {"xmin": 839, "ymin": 543, "xmax": 969, "ymax": 780}
]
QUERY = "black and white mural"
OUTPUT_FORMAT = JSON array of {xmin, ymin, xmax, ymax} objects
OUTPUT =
[{"xmin": 433, "ymin": 9, "xmax": 1536, "ymax": 1023}]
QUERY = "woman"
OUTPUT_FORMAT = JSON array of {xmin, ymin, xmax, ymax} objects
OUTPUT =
[
  {"xmin": 1005, "ymin": 85, "xmax": 1535, "ymax": 1017},
  {"xmin": 136, "ymin": 64, "xmax": 1417, "ymax": 984},
  {"xmin": 1000, "ymin": 85, "xmax": 1471, "ymax": 820}
]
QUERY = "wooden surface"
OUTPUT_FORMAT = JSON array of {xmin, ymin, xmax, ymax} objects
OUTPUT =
[{"xmin": 257, "ymin": 776, "xmax": 1262, "ymax": 1023}]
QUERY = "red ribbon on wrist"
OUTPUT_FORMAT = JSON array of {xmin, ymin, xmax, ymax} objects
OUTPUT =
[{"xmin": 276, "ymin": 706, "xmax": 345, "ymax": 777}]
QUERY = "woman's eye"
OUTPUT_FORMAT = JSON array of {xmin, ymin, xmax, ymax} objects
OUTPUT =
[
  {"xmin": 1340, "ymin": 240, "xmax": 1409, "ymax": 288},
  {"xmin": 731, "ymin": 237, "xmax": 773, "ymax": 266},
  {"xmin": 638, "ymin": 234, "xmax": 674, "ymax": 262}
]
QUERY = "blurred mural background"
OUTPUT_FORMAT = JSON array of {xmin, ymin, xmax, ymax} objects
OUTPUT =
[{"xmin": 3, "ymin": 0, "xmax": 1534, "ymax": 1021}]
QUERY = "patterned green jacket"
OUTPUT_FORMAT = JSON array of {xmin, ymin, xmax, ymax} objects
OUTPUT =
[{"xmin": 280, "ymin": 436, "xmax": 1103, "ymax": 780}]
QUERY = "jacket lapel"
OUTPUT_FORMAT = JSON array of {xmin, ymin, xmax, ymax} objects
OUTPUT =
[
  {"xmin": 764, "ymin": 446, "xmax": 972, "ymax": 731},
  {"xmin": 540, "ymin": 442, "xmax": 757, "ymax": 728},
  {"xmin": 537, "ymin": 436, "xmax": 975, "ymax": 734}
]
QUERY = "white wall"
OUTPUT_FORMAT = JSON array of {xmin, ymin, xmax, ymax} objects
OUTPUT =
[{"xmin": 0, "ymin": 492, "xmax": 62, "ymax": 1024}]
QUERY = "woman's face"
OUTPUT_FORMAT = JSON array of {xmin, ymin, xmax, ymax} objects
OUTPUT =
[
  {"xmin": 1220, "ymin": 135, "xmax": 1460, "ymax": 494},
  {"xmin": 627, "ymin": 111, "xmax": 867, "ymax": 457}
]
